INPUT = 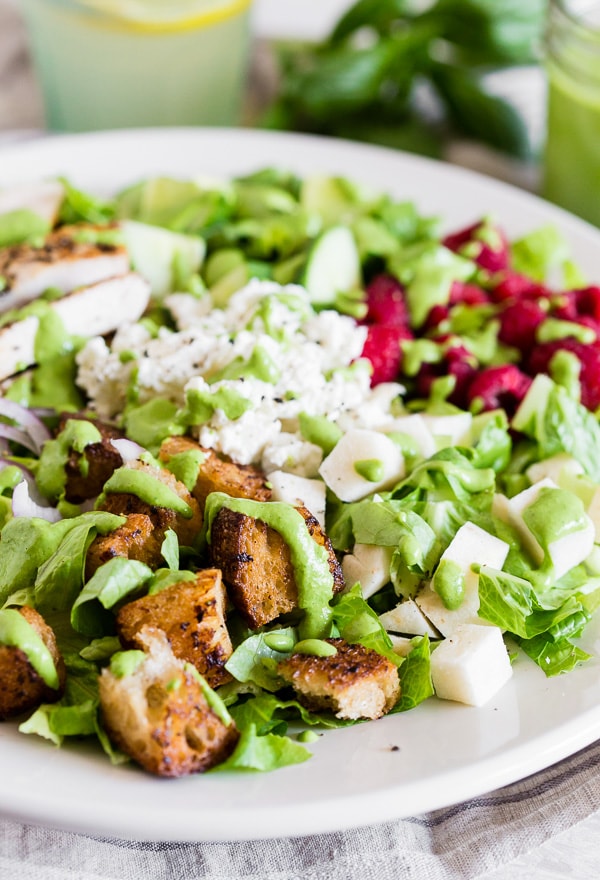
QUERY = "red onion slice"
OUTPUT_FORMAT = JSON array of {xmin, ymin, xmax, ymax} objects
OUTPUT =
[
  {"xmin": 11, "ymin": 480, "xmax": 62, "ymax": 522},
  {"xmin": 0, "ymin": 458, "xmax": 50, "ymax": 506},
  {"xmin": 0, "ymin": 399, "xmax": 51, "ymax": 454},
  {"xmin": 0, "ymin": 424, "xmax": 41, "ymax": 454},
  {"xmin": 110, "ymin": 438, "xmax": 145, "ymax": 462}
]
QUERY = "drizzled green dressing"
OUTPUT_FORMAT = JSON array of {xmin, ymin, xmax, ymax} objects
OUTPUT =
[
  {"xmin": 37, "ymin": 419, "xmax": 102, "ymax": 501},
  {"xmin": 523, "ymin": 487, "xmax": 590, "ymax": 556},
  {"xmin": 204, "ymin": 493, "xmax": 334, "ymax": 638},
  {"xmin": 0, "ymin": 608, "xmax": 60, "ymax": 689},
  {"xmin": 354, "ymin": 458, "xmax": 385, "ymax": 482},
  {"xmin": 99, "ymin": 467, "xmax": 193, "ymax": 518},
  {"xmin": 432, "ymin": 558, "xmax": 465, "ymax": 610}
]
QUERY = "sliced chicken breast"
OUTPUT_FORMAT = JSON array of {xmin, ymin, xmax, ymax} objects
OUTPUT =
[
  {"xmin": 0, "ymin": 272, "xmax": 150, "ymax": 380},
  {"xmin": 0, "ymin": 225, "xmax": 130, "ymax": 313},
  {"xmin": 0, "ymin": 181, "xmax": 64, "ymax": 226}
]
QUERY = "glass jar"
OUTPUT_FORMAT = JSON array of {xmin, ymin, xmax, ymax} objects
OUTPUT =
[
  {"xmin": 20, "ymin": 0, "xmax": 253, "ymax": 132},
  {"xmin": 542, "ymin": 0, "xmax": 600, "ymax": 226}
]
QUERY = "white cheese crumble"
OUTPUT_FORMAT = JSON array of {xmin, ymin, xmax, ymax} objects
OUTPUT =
[{"xmin": 76, "ymin": 279, "xmax": 405, "ymax": 466}]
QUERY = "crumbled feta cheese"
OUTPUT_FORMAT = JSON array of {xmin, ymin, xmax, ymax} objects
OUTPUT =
[{"xmin": 76, "ymin": 280, "xmax": 401, "ymax": 466}]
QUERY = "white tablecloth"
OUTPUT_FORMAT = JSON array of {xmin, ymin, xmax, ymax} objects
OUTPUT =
[{"xmin": 1, "ymin": 2, "xmax": 600, "ymax": 877}]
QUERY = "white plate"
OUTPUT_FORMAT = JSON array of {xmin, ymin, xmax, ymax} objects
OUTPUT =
[{"xmin": 1, "ymin": 128, "xmax": 600, "ymax": 843}]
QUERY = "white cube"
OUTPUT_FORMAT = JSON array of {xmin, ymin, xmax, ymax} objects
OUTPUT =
[
  {"xmin": 430, "ymin": 624, "xmax": 513, "ymax": 707},
  {"xmin": 319, "ymin": 428, "xmax": 405, "ymax": 502},
  {"xmin": 342, "ymin": 543, "xmax": 394, "ymax": 599},
  {"xmin": 379, "ymin": 598, "xmax": 440, "ymax": 637},
  {"xmin": 268, "ymin": 470, "xmax": 326, "ymax": 527},
  {"xmin": 415, "ymin": 522, "xmax": 509, "ymax": 636}
]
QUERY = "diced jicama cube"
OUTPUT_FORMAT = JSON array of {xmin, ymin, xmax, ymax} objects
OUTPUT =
[
  {"xmin": 420, "ymin": 412, "xmax": 472, "ymax": 448},
  {"xmin": 430, "ymin": 624, "xmax": 512, "ymax": 706},
  {"xmin": 415, "ymin": 522, "xmax": 509, "ymax": 636},
  {"xmin": 501, "ymin": 479, "xmax": 595, "ymax": 578},
  {"xmin": 526, "ymin": 453, "xmax": 584, "ymax": 487},
  {"xmin": 379, "ymin": 598, "xmax": 439, "ymax": 637},
  {"xmin": 319, "ymin": 429, "xmax": 405, "ymax": 502},
  {"xmin": 380, "ymin": 414, "xmax": 436, "ymax": 459},
  {"xmin": 342, "ymin": 543, "xmax": 394, "ymax": 599},
  {"xmin": 268, "ymin": 470, "xmax": 326, "ymax": 527}
]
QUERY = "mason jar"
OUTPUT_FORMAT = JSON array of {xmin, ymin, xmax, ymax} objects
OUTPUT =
[
  {"xmin": 542, "ymin": 0, "xmax": 600, "ymax": 226},
  {"xmin": 20, "ymin": 0, "xmax": 253, "ymax": 132}
]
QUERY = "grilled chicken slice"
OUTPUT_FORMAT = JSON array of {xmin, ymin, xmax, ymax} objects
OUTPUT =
[
  {"xmin": 0, "ymin": 606, "xmax": 66, "ymax": 721},
  {"xmin": 0, "ymin": 224, "xmax": 129, "ymax": 313},
  {"xmin": 99, "ymin": 626, "xmax": 239, "ymax": 777},
  {"xmin": 277, "ymin": 638, "xmax": 400, "ymax": 720},
  {"xmin": 0, "ymin": 272, "xmax": 150, "ymax": 380},
  {"xmin": 0, "ymin": 180, "xmax": 64, "ymax": 227},
  {"xmin": 116, "ymin": 569, "xmax": 233, "ymax": 688},
  {"xmin": 209, "ymin": 505, "xmax": 344, "ymax": 630},
  {"xmin": 159, "ymin": 435, "xmax": 272, "ymax": 512}
]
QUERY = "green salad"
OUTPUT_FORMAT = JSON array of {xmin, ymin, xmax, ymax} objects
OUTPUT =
[{"xmin": 0, "ymin": 167, "xmax": 599, "ymax": 777}]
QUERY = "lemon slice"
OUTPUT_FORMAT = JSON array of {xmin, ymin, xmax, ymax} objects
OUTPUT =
[{"xmin": 76, "ymin": 0, "xmax": 251, "ymax": 32}]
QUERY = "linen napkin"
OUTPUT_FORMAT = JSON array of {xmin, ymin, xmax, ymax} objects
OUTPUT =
[{"xmin": 2, "ymin": 738, "xmax": 600, "ymax": 880}]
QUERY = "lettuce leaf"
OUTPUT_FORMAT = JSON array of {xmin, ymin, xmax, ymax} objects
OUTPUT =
[
  {"xmin": 211, "ymin": 723, "xmax": 311, "ymax": 772},
  {"xmin": 71, "ymin": 557, "xmax": 153, "ymax": 636},
  {"xmin": 392, "ymin": 635, "xmax": 434, "ymax": 713}
]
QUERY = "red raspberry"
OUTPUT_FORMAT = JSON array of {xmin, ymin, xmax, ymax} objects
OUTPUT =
[
  {"xmin": 528, "ymin": 339, "xmax": 600, "ymax": 411},
  {"xmin": 363, "ymin": 275, "xmax": 409, "ymax": 327},
  {"xmin": 498, "ymin": 299, "xmax": 547, "ymax": 356},
  {"xmin": 553, "ymin": 286, "xmax": 600, "ymax": 334},
  {"xmin": 424, "ymin": 304, "xmax": 450, "ymax": 332},
  {"xmin": 417, "ymin": 340, "xmax": 479, "ymax": 409},
  {"xmin": 443, "ymin": 220, "xmax": 509, "ymax": 273},
  {"xmin": 361, "ymin": 324, "xmax": 413, "ymax": 386},
  {"xmin": 449, "ymin": 281, "xmax": 489, "ymax": 306},
  {"xmin": 490, "ymin": 271, "xmax": 550, "ymax": 304},
  {"xmin": 467, "ymin": 365, "xmax": 533, "ymax": 416}
]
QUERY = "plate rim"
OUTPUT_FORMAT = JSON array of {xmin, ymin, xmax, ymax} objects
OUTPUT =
[{"xmin": 1, "ymin": 126, "xmax": 600, "ymax": 842}]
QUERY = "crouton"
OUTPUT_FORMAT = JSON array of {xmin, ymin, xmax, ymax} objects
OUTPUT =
[
  {"xmin": 277, "ymin": 638, "xmax": 400, "ymax": 720},
  {"xmin": 159, "ymin": 436, "xmax": 271, "ymax": 512},
  {"xmin": 209, "ymin": 504, "xmax": 344, "ymax": 630},
  {"xmin": 0, "ymin": 606, "xmax": 66, "ymax": 720},
  {"xmin": 85, "ymin": 513, "xmax": 165, "ymax": 579},
  {"xmin": 116, "ymin": 569, "xmax": 232, "ymax": 688},
  {"xmin": 98, "ymin": 460, "xmax": 202, "ymax": 549},
  {"xmin": 99, "ymin": 627, "xmax": 239, "ymax": 777}
]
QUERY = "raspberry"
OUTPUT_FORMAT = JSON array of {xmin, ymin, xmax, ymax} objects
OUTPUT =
[
  {"xmin": 417, "ymin": 340, "xmax": 478, "ymax": 408},
  {"xmin": 443, "ymin": 220, "xmax": 509, "ymax": 273},
  {"xmin": 498, "ymin": 299, "xmax": 547, "ymax": 356},
  {"xmin": 424, "ymin": 304, "xmax": 450, "ymax": 332},
  {"xmin": 467, "ymin": 365, "xmax": 532, "ymax": 416},
  {"xmin": 491, "ymin": 271, "xmax": 550, "ymax": 304},
  {"xmin": 449, "ymin": 281, "xmax": 489, "ymax": 306},
  {"xmin": 553, "ymin": 286, "xmax": 600, "ymax": 334},
  {"xmin": 363, "ymin": 275, "xmax": 409, "ymax": 327},
  {"xmin": 528, "ymin": 339, "xmax": 600, "ymax": 411},
  {"xmin": 361, "ymin": 324, "xmax": 413, "ymax": 386}
]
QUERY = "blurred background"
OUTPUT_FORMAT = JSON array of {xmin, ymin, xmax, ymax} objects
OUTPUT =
[{"xmin": 0, "ymin": 1, "xmax": 593, "ymax": 217}]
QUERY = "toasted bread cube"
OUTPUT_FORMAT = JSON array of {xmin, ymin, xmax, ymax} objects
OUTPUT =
[
  {"xmin": 99, "ymin": 627, "xmax": 238, "ymax": 777},
  {"xmin": 0, "ymin": 606, "xmax": 66, "ymax": 720},
  {"xmin": 58, "ymin": 412, "xmax": 125, "ymax": 504},
  {"xmin": 159, "ymin": 436, "xmax": 271, "ymax": 512},
  {"xmin": 210, "ymin": 504, "xmax": 344, "ymax": 629},
  {"xmin": 116, "ymin": 570, "xmax": 232, "ymax": 688},
  {"xmin": 99, "ymin": 460, "xmax": 202, "ymax": 549},
  {"xmin": 85, "ymin": 513, "xmax": 165, "ymax": 579},
  {"xmin": 430, "ymin": 624, "xmax": 512, "ymax": 707},
  {"xmin": 278, "ymin": 638, "xmax": 400, "ymax": 720}
]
